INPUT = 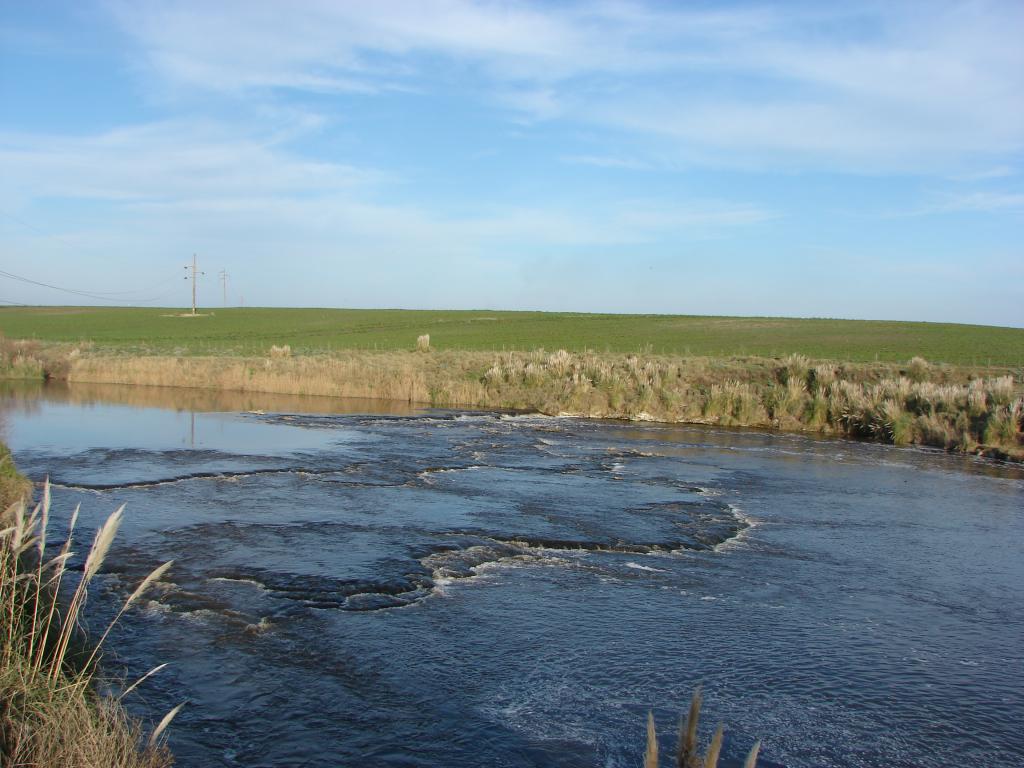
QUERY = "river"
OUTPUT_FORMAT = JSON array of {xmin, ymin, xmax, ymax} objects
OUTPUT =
[{"xmin": 2, "ymin": 381, "xmax": 1022, "ymax": 768}]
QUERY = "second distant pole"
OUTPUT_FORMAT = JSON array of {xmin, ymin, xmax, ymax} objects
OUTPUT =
[{"xmin": 219, "ymin": 268, "xmax": 229, "ymax": 307}]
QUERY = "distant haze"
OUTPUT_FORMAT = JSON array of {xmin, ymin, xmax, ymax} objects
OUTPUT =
[{"xmin": 1, "ymin": 1, "xmax": 1022, "ymax": 326}]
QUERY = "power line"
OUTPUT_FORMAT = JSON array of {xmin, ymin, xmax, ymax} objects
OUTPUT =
[
  {"xmin": 0, "ymin": 267, "xmax": 180, "ymax": 304},
  {"xmin": 0, "ymin": 211, "xmax": 184, "ymax": 304},
  {"xmin": 71, "ymin": 274, "xmax": 183, "ymax": 296},
  {"xmin": 0, "ymin": 267, "xmax": 144, "ymax": 302},
  {"xmin": 0, "ymin": 209, "xmax": 129, "ymax": 267},
  {"xmin": 0, "ymin": 210, "xmax": 70, "ymax": 240}
]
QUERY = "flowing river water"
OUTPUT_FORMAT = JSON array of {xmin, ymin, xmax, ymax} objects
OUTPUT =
[{"xmin": 2, "ymin": 382, "xmax": 1022, "ymax": 768}]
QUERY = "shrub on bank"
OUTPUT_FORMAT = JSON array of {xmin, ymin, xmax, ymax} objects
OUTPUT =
[
  {"xmin": 0, "ymin": 337, "xmax": 45, "ymax": 380},
  {"xmin": 0, "ymin": 335, "xmax": 89, "ymax": 381}
]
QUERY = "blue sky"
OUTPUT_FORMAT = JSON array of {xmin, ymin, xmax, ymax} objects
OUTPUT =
[{"xmin": 1, "ymin": 1, "xmax": 1022, "ymax": 326}]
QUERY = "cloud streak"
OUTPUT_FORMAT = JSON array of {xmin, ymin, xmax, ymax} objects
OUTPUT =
[
  {"xmin": 1, "ymin": 119, "xmax": 773, "ymax": 255},
  {"xmin": 108, "ymin": 0, "xmax": 1024, "ymax": 172},
  {"xmin": 0, "ymin": 120, "xmax": 377, "ymax": 204}
]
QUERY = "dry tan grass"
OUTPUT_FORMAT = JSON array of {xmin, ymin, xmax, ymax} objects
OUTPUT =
[
  {"xmin": 69, "ymin": 353, "xmax": 436, "ymax": 403},
  {"xmin": 1, "ymin": 660, "xmax": 173, "ymax": 768},
  {"xmin": 1, "ymin": 477, "xmax": 177, "ymax": 767}
]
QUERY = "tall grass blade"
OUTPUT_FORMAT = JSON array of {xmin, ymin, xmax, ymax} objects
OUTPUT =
[
  {"xmin": 645, "ymin": 711, "xmax": 658, "ymax": 768},
  {"xmin": 119, "ymin": 663, "xmax": 169, "ymax": 701},
  {"xmin": 37, "ymin": 478, "xmax": 50, "ymax": 557},
  {"xmin": 743, "ymin": 740, "xmax": 762, "ymax": 768},
  {"xmin": 83, "ymin": 505, "xmax": 124, "ymax": 581},
  {"xmin": 32, "ymin": 497, "xmax": 77, "ymax": 673},
  {"xmin": 677, "ymin": 685, "xmax": 702, "ymax": 768},
  {"xmin": 704, "ymin": 724, "xmax": 724, "ymax": 768},
  {"xmin": 149, "ymin": 702, "xmax": 186, "ymax": 747},
  {"xmin": 50, "ymin": 506, "xmax": 124, "ymax": 681},
  {"xmin": 124, "ymin": 560, "xmax": 173, "ymax": 609}
]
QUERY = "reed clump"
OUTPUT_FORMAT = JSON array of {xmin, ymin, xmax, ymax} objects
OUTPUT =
[
  {"xmin": 0, "ymin": 335, "xmax": 87, "ymax": 381},
  {"xmin": 644, "ymin": 687, "xmax": 760, "ymax": 768},
  {"xmin": 268, "ymin": 344, "xmax": 291, "ymax": 358},
  {"xmin": 906, "ymin": 356, "xmax": 931, "ymax": 383},
  {"xmin": 1, "ymin": 469, "xmax": 177, "ymax": 767}
]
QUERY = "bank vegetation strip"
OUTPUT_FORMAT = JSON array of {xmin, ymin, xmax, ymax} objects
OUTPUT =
[{"xmin": 3, "ymin": 333, "xmax": 1023, "ymax": 460}]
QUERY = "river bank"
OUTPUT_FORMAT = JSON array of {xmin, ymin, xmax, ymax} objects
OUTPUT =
[{"xmin": 4, "ymin": 345, "xmax": 1021, "ymax": 461}]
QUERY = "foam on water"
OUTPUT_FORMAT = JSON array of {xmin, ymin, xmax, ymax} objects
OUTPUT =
[{"xmin": 624, "ymin": 562, "xmax": 666, "ymax": 573}]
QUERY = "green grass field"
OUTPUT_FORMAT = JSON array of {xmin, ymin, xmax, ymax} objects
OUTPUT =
[{"xmin": 1, "ymin": 306, "xmax": 1022, "ymax": 366}]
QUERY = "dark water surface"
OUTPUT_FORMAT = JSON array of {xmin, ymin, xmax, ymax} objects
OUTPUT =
[{"xmin": 2, "ymin": 382, "xmax": 1022, "ymax": 767}]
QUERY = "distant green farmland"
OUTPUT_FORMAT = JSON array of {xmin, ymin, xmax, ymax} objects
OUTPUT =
[{"xmin": 1, "ymin": 306, "xmax": 1022, "ymax": 366}]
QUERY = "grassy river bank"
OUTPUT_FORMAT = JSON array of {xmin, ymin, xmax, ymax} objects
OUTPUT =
[
  {"xmin": 3, "ymin": 340, "xmax": 1023, "ymax": 461},
  {"xmin": 2, "ymin": 308, "xmax": 1021, "ymax": 458}
]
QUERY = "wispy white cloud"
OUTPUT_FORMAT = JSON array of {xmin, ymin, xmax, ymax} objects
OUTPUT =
[
  {"xmin": 494, "ymin": 87, "xmax": 566, "ymax": 122},
  {"xmin": 107, "ymin": 1, "xmax": 1024, "ymax": 173},
  {"xmin": 0, "ymin": 120, "xmax": 377, "ymax": 204},
  {"xmin": 929, "ymin": 191, "xmax": 1024, "ymax": 213},
  {"xmin": 1, "ymin": 119, "xmax": 772, "ymax": 256},
  {"xmin": 106, "ymin": 0, "xmax": 690, "ymax": 92},
  {"xmin": 877, "ymin": 189, "xmax": 1024, "ymax": 218},
  {"xmin": 561, "ymin": 154, "xmax": 650, "ymax": 170},
  {"xmin": 947, "ymin": 166, "xmax": 1018, "ymax": 182}
]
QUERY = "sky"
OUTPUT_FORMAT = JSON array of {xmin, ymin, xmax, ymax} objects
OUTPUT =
[{"xmin": 1, "ymin": 0, "xmax": 1022, "ymax": 326}]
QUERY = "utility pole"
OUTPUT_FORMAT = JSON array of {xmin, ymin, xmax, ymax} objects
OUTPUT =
[
  {"xmin": 219, "ymin": 269, "xmax": 229, "ymax": 307},
  {"xmin": 184, "ymin": 254, "xmax": 205, "ymax": 315}
]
